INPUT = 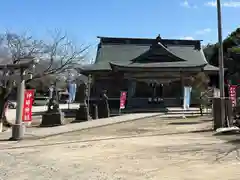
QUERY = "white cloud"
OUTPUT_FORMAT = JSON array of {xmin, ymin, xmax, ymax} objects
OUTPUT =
[
  {"xmin": 176, "ymin": 28, "xmax": 211, "ymax": 41},
  {"xmin": 180, "ymin": 36, "xmax": 195, "ymax": 40},
  {"xmin": 195, "ymin": 28, "xmax": 212, "ymax": 35},
  {"xmin": 181, "ymin": 0, "xmax": 190, "ymax": 7},
  {"xmin": 205, "ymin": 1, "xmax": 216, "ymax": 6},
  {"xmin": 180, "ymin": 0, "xmax": 198, "ymax": 8},
  {"xmin": 205, "ymin": 0, "xmax": 240, "ymax": 8}
]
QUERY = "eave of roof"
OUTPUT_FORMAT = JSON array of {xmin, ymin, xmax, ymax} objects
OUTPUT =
[{"xmin": 110, "ymin": 62, "xmax": 207, "ymax": 72}]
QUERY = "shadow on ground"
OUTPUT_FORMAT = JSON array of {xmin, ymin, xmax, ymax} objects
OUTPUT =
[
  {"xmin": 0, "ymin": 130, "xmax": 215, "ymax": 150},
  {"xmin": 0, "ymin": 126, "xmax": 215, "ymax": 146},
  {"xmin": 0, "ymin": 139, "xmax": 10, "ymax": 142},
  {"xmin": 168, "ymin": 121, "xmax": 203, "ymax": 125},
  {"xmin": 213, "ymin": 137, "xmax": 240, "ymax": 162},
  {"xmin": 190, "ymin": 129, "xmax": 213, "ymax": 133},
  {"xmin": 214, "ymin": 131, "xmax": 240, "ymax": 136},
  {"xmin": 227, "ymin": 139, "xmax": 240, "ymax": 145},
  {"xmin": 201, "ymin": 119, "xmax": 213, "ymax": 122}
]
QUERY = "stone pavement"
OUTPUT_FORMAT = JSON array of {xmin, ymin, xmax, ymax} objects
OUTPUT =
[
  {"xmin": 2, "ymin": 105, "xmax": 212, "ymax": 141},
  {"xmin": 0, "ymin": 113, "xmax": 162, "ymax": 140},
  {"xmin": 1, "ymin": 116, "xmax": 237, "ymax": 180}
]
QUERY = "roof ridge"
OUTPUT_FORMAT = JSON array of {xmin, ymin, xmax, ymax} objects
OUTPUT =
[
  {"xmin": 99, "ymin": 36, "xmax": 202, "ymax": 49},
  {"xmin": 98, "ymin": 36, "xmax": 202, "ymax": 41}
]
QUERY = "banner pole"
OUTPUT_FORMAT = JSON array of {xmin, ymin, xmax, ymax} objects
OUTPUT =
[{"xmin": 119, "ymin": 91, "xmax": 122, "ymax": 115}]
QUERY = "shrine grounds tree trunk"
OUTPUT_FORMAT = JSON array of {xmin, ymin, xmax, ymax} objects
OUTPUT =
[
  {"xmin": 0, "ymin": 30, "xmax": 89, "ymax": 131},
  {"xmin": 0, "ymin": 85, "xmax": 13, "ymax": 131},
  {"xmin": 0, "ymin": 78, "xmax": 17, "ymax": 131}
]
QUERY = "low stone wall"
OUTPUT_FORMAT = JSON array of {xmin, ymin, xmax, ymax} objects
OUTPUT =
[{"xmin": 6, "ymin": 103, "xmax": 80, "ymax": 122}]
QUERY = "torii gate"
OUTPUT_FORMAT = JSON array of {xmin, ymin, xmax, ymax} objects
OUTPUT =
[{"xmin": 0, "ymin": 58, "xmax": 39, "ymax": 140}]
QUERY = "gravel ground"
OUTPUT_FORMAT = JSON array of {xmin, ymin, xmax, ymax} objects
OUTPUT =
[{"xmin": 1, "ymin": 116, "xmax": 240, "ymax": 180}]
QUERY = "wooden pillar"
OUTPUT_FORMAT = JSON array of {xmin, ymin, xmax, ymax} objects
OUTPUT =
[
  {"xmin": 114, "ymin": 72, "xmax": 123, "ymax": 89},
  {"xmin": 162, "ymin": 83, "xmax": 164, "ymax": 98},
  {"xmin": 180, "ymin": 72, "xmax": 184, "ymax": 105},
  {"xmin": 127, "ymin": 79, "xmax": 136, "ymax": 108}
]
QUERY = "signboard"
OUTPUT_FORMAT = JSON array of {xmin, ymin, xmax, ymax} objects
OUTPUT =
[
  {"xmin": 228, "ymin": 85, "xmax": 237, "ymax": 107},
  {"xmin": 183, "ymin": 86, "xmax": 192, "ymax": 110},
  {"xmin": 120, "ymin": 91, "xmax": 127, "ymax": 109},
  {"xmin": 22, "ymin": 89, "xmax": 35, "ymax": 122}
]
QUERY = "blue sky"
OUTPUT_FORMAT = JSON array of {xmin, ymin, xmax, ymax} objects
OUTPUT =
[{"xmin": 0, "ymin": 0, "xmax": 239, "ymax": 57}]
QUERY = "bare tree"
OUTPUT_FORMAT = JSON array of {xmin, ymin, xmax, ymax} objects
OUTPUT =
[
  {"xmin": 0, "ymin": 30, "xmax": 89, "ymax": 131},
  {"xmin": 31, "ymin": 30, "xmax": 89, "ymax": 80}
]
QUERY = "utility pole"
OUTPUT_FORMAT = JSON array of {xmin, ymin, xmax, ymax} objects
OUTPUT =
[{"xmin": 217, "ymin": 0, "xmax": 225, "ymax": 127}]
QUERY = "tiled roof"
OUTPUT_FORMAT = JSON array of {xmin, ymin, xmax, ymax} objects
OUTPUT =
[{"xmin": 82, "ymin": 36, "xmax": 218, "ymax": 72}]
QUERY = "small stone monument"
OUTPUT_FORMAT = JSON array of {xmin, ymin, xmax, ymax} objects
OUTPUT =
[
  {"xmin": 74, "ymin": 83, "xmax": 89, "ymax": 122},
  {"xmin": 98, "ymin": 90, "xmax": 110, "ymax": 118},
  {"xmin": 41, "ymin": 86, "xmax": 65, "ymax": 127},
  {"xmin": 91, "ymin": 104, "xmax": 98, "ymax": 120}
]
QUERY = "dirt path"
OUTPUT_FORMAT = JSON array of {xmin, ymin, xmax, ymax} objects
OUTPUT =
[{"xmin": 1, "ymin": 116, "xmax": 240, "ymax": 180}]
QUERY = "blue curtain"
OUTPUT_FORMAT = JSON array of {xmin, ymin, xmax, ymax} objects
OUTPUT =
[{"xmin": 68, "ymin": 83, "xmax": 77, "ymax": 103}]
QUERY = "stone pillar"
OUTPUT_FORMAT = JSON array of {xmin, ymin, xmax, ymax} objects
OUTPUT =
[
  {"xmin": 225, "ymin": 98, "xmax": 233, "ymax": 127},
  {"xmin": 127, "ymin": 80, "xmax": 136, "ymax": 107},
  {"xmin": 74, "ymin": 83, "xmax": 90, "ymax": 122},
  {"xmin": 213, "ymin": 98, "xmax": 233, "ymax": 129},
  {"xmin": 11, "ymin": 71, "xmax": 26, "ymax": 140},
  {"xmin": 10, "ymin": 72, "xmax": 33, "ymax": 140},
  {"xmin": 213, "ymin": 98, "xmax": 222, "ymax": 130},
  {"xmin": 91, "ymin": 104, "xmax": 98, "ymax": 120}
]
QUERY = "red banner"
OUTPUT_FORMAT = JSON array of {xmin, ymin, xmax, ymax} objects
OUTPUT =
[
  {"xmin": 228, "ymin": 85, "xmax": 237, "ymax": 107},
  {"xmin": 22, "ymin": 89, "xmax": 35, "ymax": 122},
  {"xmin": 120, "ymin": 91, "xmax": 127, "ymax": 109}
]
